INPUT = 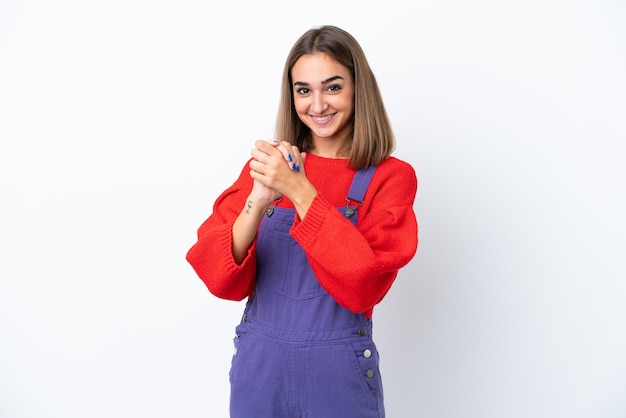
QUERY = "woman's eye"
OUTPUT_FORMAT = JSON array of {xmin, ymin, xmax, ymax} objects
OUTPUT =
[
  {"xmin": 296, "ymin": 88, "xmax": 310, "ymax": 95},
  {"xmin": 327, "ymin": 84, "xmax": 342, "ymax": 92}
]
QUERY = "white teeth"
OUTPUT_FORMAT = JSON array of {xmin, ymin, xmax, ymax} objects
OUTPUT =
[{"xmin": 313, "ymin": 115, "xmax": 331, "ymax": 122}]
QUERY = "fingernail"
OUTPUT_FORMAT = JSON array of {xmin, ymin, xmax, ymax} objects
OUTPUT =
[
  {"xmin": 296, "ymin": 165, "xmax": 300, "ymax": 173},
  {"xmin": 292, "ymin": 163, "xmax": 297, "ymax": 170},
  {"xmin": 288, "ymin": 154, "xmax": 293, "ymax": 162}
]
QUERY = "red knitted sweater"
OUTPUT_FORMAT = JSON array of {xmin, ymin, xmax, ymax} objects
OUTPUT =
[{"xmin": 186, "ymin": 153, "xmax": 418, "ymax": 319}]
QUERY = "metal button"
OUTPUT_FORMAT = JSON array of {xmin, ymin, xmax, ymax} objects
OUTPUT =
[
  {"xmin": 366, "ymin": 369, "xmax": 375, "ymax": 378},
  {"xmin": 266, "ymin": 207, "xmax": 274, "ymax": 217},
  {"xmin": 358, "ymin": 328, "xmax": 367, "ymax": 336},
  {"xmin": 363, "ymin": 349, "xmax": 372, "ymax": 359},
  {"xmin": 344, "ymin": 207, "xmax": 355, "ymax": 217},
  {"xmin": 243, "ymin": 314, "xmax": 248, "ymax": 323}
]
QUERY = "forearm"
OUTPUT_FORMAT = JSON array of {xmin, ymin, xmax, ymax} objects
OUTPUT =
[{"xmin": 232, "ymin": 195, "xmax": 270, "ymax": 264}]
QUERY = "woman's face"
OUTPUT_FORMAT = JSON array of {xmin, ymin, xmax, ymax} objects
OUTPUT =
[{"xmin": 291, "ymin": 52, "xmax": 355, "ymax": 151}]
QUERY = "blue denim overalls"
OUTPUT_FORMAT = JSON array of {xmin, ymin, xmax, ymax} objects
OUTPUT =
[{"xmin": 229, "ymin": 166, "xmax": 384, "ymax": 418}]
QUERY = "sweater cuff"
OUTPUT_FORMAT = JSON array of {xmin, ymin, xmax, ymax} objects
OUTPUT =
[
  {"xmin": 290, "ymin": 195, "xmax": 331, "ymax": 247},
  {"xmin": 227, "ymin": 222, "xmax": 257, "ymax": 272}
]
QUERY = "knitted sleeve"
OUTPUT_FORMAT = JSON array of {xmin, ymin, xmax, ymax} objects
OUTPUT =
[
  {"xmin": 185, "ymin": 163, "xmax": 256, "ymax": 301},
  {"xmin": 289, "ymin": 158, "xmax": 418, "ymax": 318}
]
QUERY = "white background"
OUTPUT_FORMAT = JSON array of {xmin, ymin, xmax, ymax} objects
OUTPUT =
[{"xmin": 1, "ymin": 1, "xmax": 625, "ymax": 417}]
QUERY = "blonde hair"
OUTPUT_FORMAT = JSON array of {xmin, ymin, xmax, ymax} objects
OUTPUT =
[{"xmin": 275, "ymin": 25, "xmax": 395, "ymax": 169}]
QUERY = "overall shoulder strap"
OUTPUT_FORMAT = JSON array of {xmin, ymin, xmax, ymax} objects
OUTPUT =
[
  {"xmin": 347, "ymin": 165, "xmax": 377, "ymax": 203},
  {"xmin": 344, "ymin": 165, "xmax": 377, "ymax": 222}
]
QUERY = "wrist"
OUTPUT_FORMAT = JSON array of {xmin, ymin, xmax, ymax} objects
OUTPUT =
[
  {"xmin": 290, "ymin": 182, "xmax": 317, "ymax": 219},
  {"xmin": 243, "ymin": 195, "xmax": 271, "ymax": 217}
]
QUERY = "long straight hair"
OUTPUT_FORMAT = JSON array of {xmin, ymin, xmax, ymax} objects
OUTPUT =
[{"xmin": 275, "ymin": 25, "xmax": 395, "ymax": 169}]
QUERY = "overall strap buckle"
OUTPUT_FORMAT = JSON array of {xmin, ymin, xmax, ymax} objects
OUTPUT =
[{"xmin": 344, "ymin": 198, "xmax": 363, "ymax": 217}]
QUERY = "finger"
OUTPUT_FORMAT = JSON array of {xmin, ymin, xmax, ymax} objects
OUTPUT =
[
  {"xmin": 271, "ymin": 141, "xmax": 298, "ymax": 172},
  {"xmin": 256, "ymin": 139, "xmax": 279, "ymax": 147},
  {"xmin": 289, "ymin": 145, "xmax": 303, "ymax": 173},
  {"xmin": 250, "ymin": 147, "xmax": 269, "ymax": 163},
  {"xmin": 254, "ymin": 139, "xmax": 280, "ymax": 154},
  {"xmin": 254, "ymin": 137, "xmax": 283, "ymax": 156},
  {"xmin": 275, "ymin": 142, "xmax": 295, "ymax": 167},
  {"xmin": 290, "ymin": 146, "xmax": 302, "ymax": 162},
  {"xmin": 249, "ymin": 158, "xmax": 265, "ymax": 175},
  {"xmin": 249, "ymin": 150, "xmax": 283, "ymax": 176}
]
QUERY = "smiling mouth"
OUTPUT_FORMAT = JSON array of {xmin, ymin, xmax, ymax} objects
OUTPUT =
[{"xmin": 311, "ymin": 114, "xmax": 334, "ymax": 123}]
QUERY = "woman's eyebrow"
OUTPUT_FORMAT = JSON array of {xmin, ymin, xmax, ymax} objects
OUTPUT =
[{"xmin": 293, "ymin": 75, "xmax": 344, "ymax": 87}]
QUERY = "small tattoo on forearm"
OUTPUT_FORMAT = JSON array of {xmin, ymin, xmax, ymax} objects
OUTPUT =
[{"xmin": 246, "ymin": 200, "xmax": 253, "ymax": 214}]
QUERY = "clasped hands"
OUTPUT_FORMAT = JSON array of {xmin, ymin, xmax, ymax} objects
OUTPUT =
[{"xmin": 249, "ymin": 140, "xmax": 308, "ymax": 204}]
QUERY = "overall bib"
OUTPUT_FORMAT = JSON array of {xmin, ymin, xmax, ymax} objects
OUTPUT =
[{"xmin": 229, "ymin": 166, "xmax": 384, "ymax": 418}]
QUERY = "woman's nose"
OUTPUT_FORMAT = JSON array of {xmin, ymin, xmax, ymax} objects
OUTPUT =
[{"xmin": 310, "ymin": 92, "xmax": 328, "ymax": 114}]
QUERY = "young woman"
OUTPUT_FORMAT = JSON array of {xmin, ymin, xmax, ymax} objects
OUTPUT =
[{"xmin": 186, "ymin": 25, "xmax": 418, "ymax": 418}]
